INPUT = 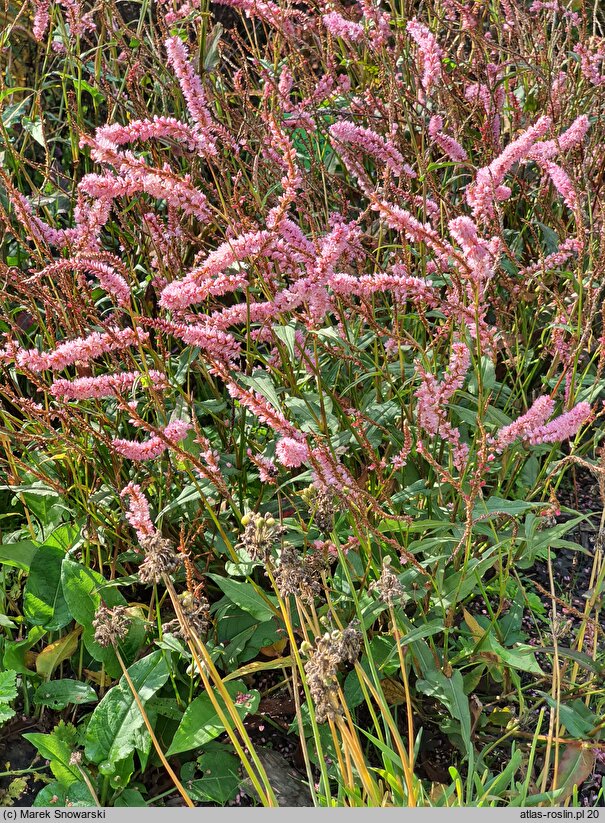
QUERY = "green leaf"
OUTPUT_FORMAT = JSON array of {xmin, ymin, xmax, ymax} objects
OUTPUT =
[
  {"xmin": 21, "ymin": 116, "xmax": 45, "ymax": 146},
  {"xmin": 183, "ymin": 743, "xmax": 240, "ymax": 805},
  {"xmin": 0, "ymin": 669, "xmax": 17, "ymax": 703},
  {"xmin": 84, "ymin": 651, "xmax": 170, "ymax": 765},
  {"xmin": 416, "ymin": 668, "xmax": 471, "ymax": 754},
  {"xmin": 114, "ymin": 789, "xmax": 147, "ymax": 807},
  {"xmin": 17, "ymin": 482, "xmax": 67, "ymax": 532},
  {"xmin": 0, "ymin": 540, "xmax": 39, "ymax": 570},
  {"xmin": 0, "ymin": 704, "xmax": 16, "ymax": 724},
  {"xmin": 272, "ymin": 323, "xmax": 297, "ymax": 364},
  {"xmin": 61, "ymin": 559, "xmax": 126, "ymax": 626},
  {"xmin": 24, "ymin": 730, "xmax": 82, "ymax": 786},
  {"xmin": 33, "ymin": 680, "xmax": 98, "ymax": 711},
  {"xmin": 72, "ymin": 78, "xmax": 106, "ymax": 104},
  {"xmin": 167, "ymin": 680, "xmax": 259, "ymax": 756},
  {"xmin": 33, "ymin": 782, "xmax": 96, "ymax": 807},
  {"xmin": 474, "ymin": 497, "xmax": 537, "ymax": 518},
  {"xmin": 24, "ymin": 544, "xmax": 71, "ymax": 630},
  {"xmin": 3, "ymin": 626, "xmax": 46, "ymax": 675},
  {"xmin": 106, "ymin": 754, "xmax": 134, "ymax": 790},
  {"xmin": 44, "ymin": 522, "xmax": 81, "ymax": 551},
  {"xmin": 484, "ymin": 638, "xmax": 543, "ymax": 675},
  {"xmin": 207, "ymin": 574, "xmax": 277, "ymax": 622},
  {"xmin": 239, "ymin": 370, "xmax": 282, "ymax": 412},
  {"xmin": 540, "ymin": 695, "xmax": 599, "ymax": 739},
  {"xmin": 61, "ymin": 559, "xmax": 145, "ymax": 677},
  {"xmin": 538, "ymin": 646, "xmax": 604, "ymax": 676}
]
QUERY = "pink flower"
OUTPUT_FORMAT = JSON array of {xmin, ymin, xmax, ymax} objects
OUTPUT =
[
  {"xmin": 309, "ymin": 447, "xmax": 359, "ymax": 495},
  {"xmin": 527, "ymin": 402, "xmax": 591, "ymax": 445},
  {"xmin": 95, "ymin": 115, "xmax": 216, "ymax": 158},
  {"xmin": 465, "ymin": 75, "xmax": 505, "ymax": 143},
  {"xmin": 31, "ymin": 256, "xmax": 131, "ymax": 306},
  {"xmin": 323, "ymin": 12, "xmax": 365, "ymax": 41},
  {"xmin": 142, "ymin": 318, "xmax": 241, "ymax": 363},
  {"xmin": 494, "ymin": 395, "xmax": 556, "ymax": 452},
  {"xmin": 541, "ymin": 161, "xmax": 578, "ymax": 211},
  {"xmin": 527, "ymin": 116, "xmax": 590, "ymax": 162},
  {"xmin": 16, "ymin": 327, "xmax": 149, "ymax": 372},
  {"xmin": 276, "ymin": 437, "xmax": 309, "ymax": 467},
  {"xmin": 84, "ymin": 260, "xmax": 131, "ymax": 306},
  {"xmin": 448, "ymin": 216, "xmax": 500, "ymax": 288},
  {"xmin": 121, "ymin": 482, "xmax": 155, "ymax": 541},
  {"xmin": 165, "ymin": 37, "xmax": 215, "ymax": 132},
  {"xmin": 112, "ymin": 419, "xmax": 192, "ymax": 461},
  {"xmin": 406, "ymin": 18, "xmax": 443, "ymax": 93},
  {"xmin": 79, "ymin": 165, "xmax": 211, "ymax": 223},
  {"xmin": 415, "ymin": 342, "xmax": 471, "ymax": 470},
  {"xmin": 467, "ymin": 116, "xmax": 552, "ymax": 218},
  {"xmin": 575, "ymin": 44, "xmax": 605, "ymax": 87},
  {"xmin": 330, "ymin": 266, "xmax": 438, "ymax": 306},
  {"xmin": 517, "ymin": 238, "xmax": 581, "ymax": 278},
  {"xmin": 226, "ymin": 381, "xmax": 298, "ymax": 438},
  {"xmin": 211, "ymin": 0, "xmax": 300, "ymax": 36},
  {"xmin": 428, "ymin": 116, "xmax": 467, "ymax": 163},
  {"xmin": 247, "ymin": 449, "xmax": 278, "ymax": 484},
  {"xmin": 329, "ymin": 121, "xmax": 404, "ymax": 175},
  {"xmin": 160, "ymin": 230, "xmax": 273, "ymax": 311},
  {"xmin": 32, "ymin": 0, "xmax": 51, "ymax": 41},
  {"xmin": 373, "ymin": 199, "xmax": 454, "ymax": 259},
  {"xmin": 9, "ymin": 190, "xmax": 77, "ymax": 250},
  {"xmin": 49, "ymin": 370, "xmax": 168, "ymax": 401}
]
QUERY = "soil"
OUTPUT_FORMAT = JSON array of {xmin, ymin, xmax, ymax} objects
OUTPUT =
[{"xmin": 0, "ymin": 721, "xmax": 49, "ymax": 806}]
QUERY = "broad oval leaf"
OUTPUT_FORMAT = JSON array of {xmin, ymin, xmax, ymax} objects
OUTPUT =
[
  {"xmin": 34, "ymin": 679, "xmax": 98, "ymax": 710},
  {"xmin": 25, "ymin": 545, "xmax": 72, "ymax": 630},
  {"xmin": 84, "ymin": 650, "xmax": 170, "ymax": 766},
  {"xmin": 207, "ymin": 574, "xmax": 277, "ymax": 622},
  {"xmin": 167, "ymin": 679, "xmax": 259, "ymax": 756},
  {"xmin": 36, "ymin": 627, "xmax": 82, "ymax": 680}
]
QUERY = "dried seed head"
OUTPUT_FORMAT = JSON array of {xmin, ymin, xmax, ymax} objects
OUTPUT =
[
  {"xmin": 301, "ymin": 484, "xmax": 339, "ymax": 534},
  {"xmin": 370, "ymin": 555, "xmax": 404, "ymax": 606},
  {"xmin": 92, "ymin": 604, "xmax": 131, "ymax": 647},
  {"xmin": 303, "ymin": 620, "xmax": 362, "ymax": 723},
  {"xmin": 162, "ymin": 591, "xmax": 210, "ymax": 640},
  {"xmin": 138, "ymin": 533, "xmax": 182, "ymax": 584},
  {"xmin": 274, "ymin": 543, "xmax": 321, "ymax": 603},
  {"xmin": 237, "ymin": 512, "xmax": 285, "ymax": 562}
]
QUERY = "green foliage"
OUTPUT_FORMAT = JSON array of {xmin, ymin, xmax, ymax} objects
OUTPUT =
[
  {"xmin": 0, "ymin": 669, "xmax": 17, "ymax": 725},
  {"xmin": 0, "ymin": 0, "xmax": 604, "ymax": 809},
  {"xmin": 168, "ymin": 681, "xmax": 259, "ymax": 756}
]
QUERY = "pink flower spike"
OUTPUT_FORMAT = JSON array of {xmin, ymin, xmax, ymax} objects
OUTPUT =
[
  {"xmin": 16, "ymin": 327, "xmax": 149, "ymax": 373},
  {"xmin": 329, "ymin": 121, "xmax": 404, "ymax": 175},
  {"xmin": 527, "ymin": 402, "xmax": 591, "ymax": 445},
  {"xmin": 323, "ymin": 11, "xmax": 364, "ymax": 41},
  {"xmin": 406, "ymin": 18, "xmax": 443, "ymax": 93},
  {"xmin": 121, "ymin": 482, "xmax": 156, "ymax": 541},
  {"xmin": 541, "ymin": 161, "xmax": 578, "ymax": 211},
  {"xmin": 428, "ymin": 116, "xmax": 467, "ymax": 163},
  {"xmin": 276, "ymin": 437, "xmax": 309, "ymax": 467},
  {"xmin": 494, "ymin": 395, "xmax": 556, "ymax": 452},
  {"xmin": 49, "ymin": 370, "xmax": 168, "ymax": 401},
  {"xmin": 165, "ymin": 36, "xmax": 214, "ymax": 132},
  {"xmin": 112, "ymin": 419, "xmax": 191, "ymax": 462},
  {"xmin": 414, "ymin": 342, "xmax": 471, "ymax": 471},
  {"xmin": 467, "ymin": 116, "xmax": 552, "ymax": 218},
  {"xmin": 32, "ymin": 0, "xmax": 51, "ymax": 41}
]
